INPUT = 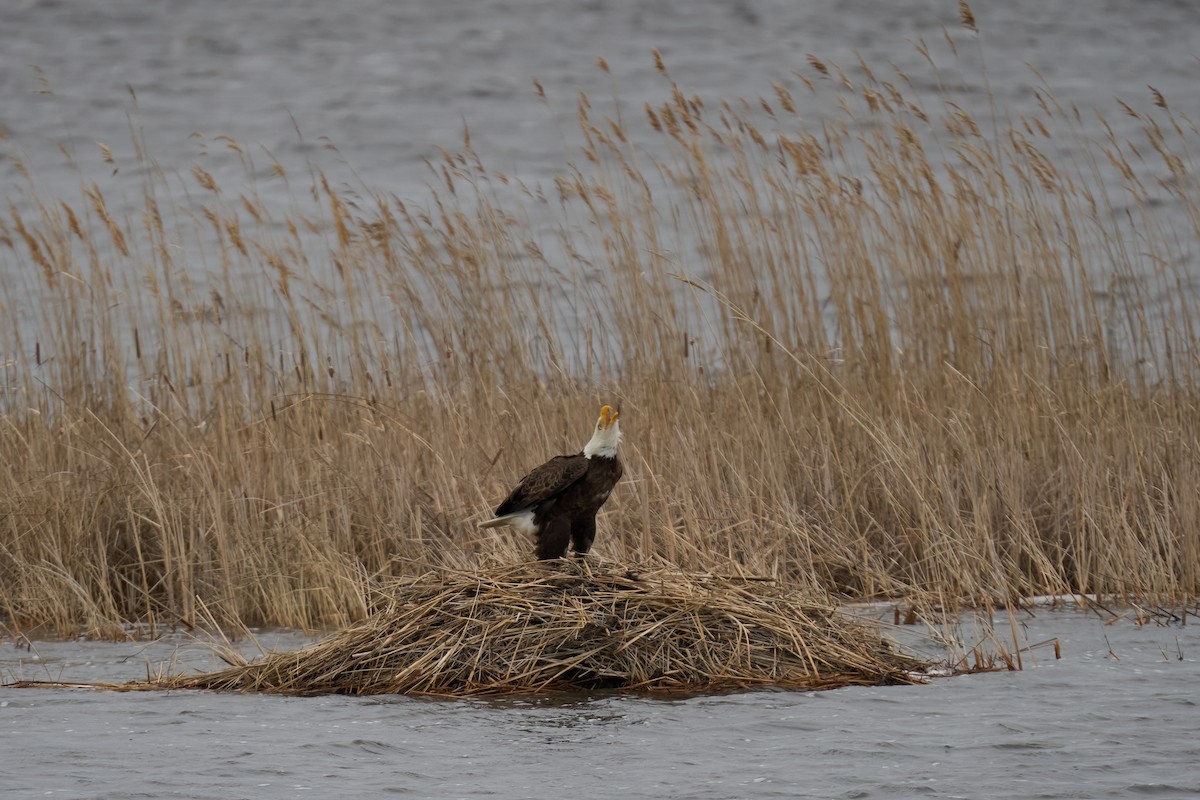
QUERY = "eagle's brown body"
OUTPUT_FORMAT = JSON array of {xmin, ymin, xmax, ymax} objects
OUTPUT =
[
  {"xmin": 479, "ymin": 405, "xmax": 623, "ymax": 559},
  {"xmin": 493, "ymin": 453, "xmax": 622, "ymax": 559}
]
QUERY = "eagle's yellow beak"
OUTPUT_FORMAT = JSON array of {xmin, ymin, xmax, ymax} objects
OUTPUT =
[{"xmin": 599, "ymin": 404, "xmax": 618, "ymax": 427}]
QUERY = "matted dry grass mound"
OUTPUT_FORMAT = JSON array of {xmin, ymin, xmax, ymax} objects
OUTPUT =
[{"xmin": 155, "ymin": 560, "xmax": 930, "ymax": 697}]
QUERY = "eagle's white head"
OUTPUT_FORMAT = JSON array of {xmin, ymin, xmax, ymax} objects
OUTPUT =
[{"xmin": 583, "ymin": 404, "xmax": 622, "ymax": 459}]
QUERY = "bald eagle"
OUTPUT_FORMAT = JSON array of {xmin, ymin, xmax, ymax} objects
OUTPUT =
[{"xmin": 479, "ymin": 405, "xmax": 623, "ymax": 559}]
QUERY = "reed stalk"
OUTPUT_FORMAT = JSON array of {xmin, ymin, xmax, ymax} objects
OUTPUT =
[{"xmin": 1, "ymin": 36, "xmax": 1198, "ymax": 636}]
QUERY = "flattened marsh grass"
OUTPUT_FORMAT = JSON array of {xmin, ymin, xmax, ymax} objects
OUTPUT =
[
  {"xmin": 2, "ymin": 39, "xmax": 1199, "ymax": 638},
  {"xmin": 137, "ymin": 559, "xmax": 930, "ymax": 697}
]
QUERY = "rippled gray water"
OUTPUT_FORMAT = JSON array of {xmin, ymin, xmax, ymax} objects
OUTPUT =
[
  {"xmin": 2, "ymin": 611, "xmax": 1198, "ymax": 799},
  {"xmin": 4, "ymin": 0, "xmax": 1199, "ymax": 361},
  {"xmin": 4, "ymin": 0, "xmax": 1199, "ymax": 218}
]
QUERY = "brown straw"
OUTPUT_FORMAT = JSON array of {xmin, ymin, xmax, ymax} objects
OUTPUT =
[{"xmin": 122, "ymin": 559, "xmax": 929, "ymax": 697}]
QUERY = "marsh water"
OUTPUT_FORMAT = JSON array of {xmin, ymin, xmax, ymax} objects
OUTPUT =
[
  {"xmin": 1, "ymin": 0, "xmax": 1198, "ymax": 371},
  {"xmin": 2, "ymin": 0, "xmax": 1199, "ymax": 374},
  {"xmin": 2, "ymin": 610, "xmax": 1198, "ymax": 799},
  {"xmin": 4, "ymin": 1, "xmax": 1200, "ymax": 242},
  {"xmin": 6, "ymin": 0, "xmax": 1200, "ymax": 201}
]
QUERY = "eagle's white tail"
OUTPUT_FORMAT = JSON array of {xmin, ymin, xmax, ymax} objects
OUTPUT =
[{"xmin": 477, "ymin": 510, "xmax": 537, "ymax": 535}]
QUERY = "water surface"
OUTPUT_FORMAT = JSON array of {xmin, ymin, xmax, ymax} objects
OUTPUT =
[
  {"xmin": 2, "ymin": 611, "xmax": 1197, "ymax": 799},
  {"xmin": 4, "ymin": 1, "xmax": 1198, "ymax": 215}
]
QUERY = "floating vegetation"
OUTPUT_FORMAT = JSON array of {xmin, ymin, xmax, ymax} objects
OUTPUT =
[{"xmin": 7, "ymin": 561, "xmax": 933, "ymax": 697}]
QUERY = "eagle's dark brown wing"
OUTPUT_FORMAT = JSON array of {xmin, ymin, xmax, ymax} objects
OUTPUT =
[{"xmin": 495, "ymin": 453, "xmax": 588, "ymax": 516}]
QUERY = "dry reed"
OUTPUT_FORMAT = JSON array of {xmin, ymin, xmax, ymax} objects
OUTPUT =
[
  {"xmin": 11, "ymin": 560, "xmax": 929, "ymax": 696},
  {"xmin": 1, "ymin": 34, "xmax": 1199, "ymax": 638}
]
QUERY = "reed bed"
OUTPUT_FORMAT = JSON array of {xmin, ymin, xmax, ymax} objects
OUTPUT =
[
  {"xmin": 134, "ymin": 560, "xmax": 927, "ymax": 696},
  {"xmin": 1, "ymin": 14, "xmax": 1199, "ymax": 638}
]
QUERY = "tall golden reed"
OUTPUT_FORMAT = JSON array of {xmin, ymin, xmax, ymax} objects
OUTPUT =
[{"xmin": 1, "ymin": 39, "xmax": 1198, "ymax": 637}]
